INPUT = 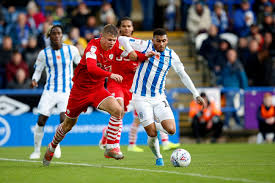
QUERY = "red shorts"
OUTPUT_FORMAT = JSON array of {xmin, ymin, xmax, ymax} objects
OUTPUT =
[
  {"xmin": 65, "ymin": 84, "xmax": 113, "ymax": 118},
  {"xmin": 107, "ymin": 81, "xmax": 132, "ymax": 112}
]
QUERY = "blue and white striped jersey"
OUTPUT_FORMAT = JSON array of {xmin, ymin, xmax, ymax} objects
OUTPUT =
[
  {"xmin": 32, "ymin": 44, "xmax": 81, "ymax": 93},
  {"xmin": 126, "ymin": 38, "xmax": 184, "ymax": 98}
]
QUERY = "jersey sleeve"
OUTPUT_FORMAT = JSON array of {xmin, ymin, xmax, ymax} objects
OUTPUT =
[
  {"xmin": 85, "ymin": 47, "xmax": 112, "ymax": 78},
  {"xmin": 118, "ymin": 36, "xmax": 151, "ymax": 53},
  {"xmin": 71, "ymin": 45, "xmax": 81, "ymax": 65},
  {"xmin": 171, "ymin": 50, "xmax": 199, "ymax": 99},
  {"xmin": 32, "ymin": 50, "xmax": 46, "ymax": 82}
]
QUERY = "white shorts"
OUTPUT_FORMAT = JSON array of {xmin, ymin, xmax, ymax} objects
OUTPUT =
[
  {"xmin": 133, "ymin": 95, "xmax": 174, "ymax": 127},
  {"xmin": 38, "ymin": 90, "xmax": 70, "ymax": 116}
]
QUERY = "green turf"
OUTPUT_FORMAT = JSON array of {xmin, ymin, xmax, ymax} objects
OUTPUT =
[{"xmin": 0, "ymin": 144, "xmax": 275, "ymax": 183}]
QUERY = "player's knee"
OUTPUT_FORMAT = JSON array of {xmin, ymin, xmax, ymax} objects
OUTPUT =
[
  {"xmin": 166, "ymin": 126, "xmax": 176, "ymax": 135},
  {"xmin": 147, "ymin": 130, "xmax": 158, "ymax": 137},
  {"xmin": 37, "ymin": 115, "xmax": 48, "ymax": 126},
  {"xmin": 112, "ymin": 106, "xmax": 123, "ymax": 118}
]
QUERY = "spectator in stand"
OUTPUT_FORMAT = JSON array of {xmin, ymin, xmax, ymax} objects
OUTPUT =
[
  {"xmin": 199, "ymin": 25, "xmax": 221, "ymax": 71},
  {"xmin": 3, "ymin": 6, "xmax": 18, "ymax": 26},
  {"xmin": 211, "ymin": 1, "xmax": 228, "ymax": 34},
  {"xmin": 0, "ymin": 36, "xmax": 13, "ymax": 69},
  {"xmin": 80, "ymin": 15, "xmax": 100, "ymax": 42},
  {"xmin": 26, "ymin": 1, "xmax": 46, "ymax": 35},
  {"xmin": 37, "ymin": 21, "xmax": 51, "ymax": 49},
  {"xmin": 139, "ymin": 0, "xmax": 155, "ymax": 30},
  {"xmin": 112, "ymin": 0, "xmax": 132, "ymax": 20},
  {"xmin": 237, "ymin": 37, "xmax": 250, "ymax": 68},
  {"xmin": 99, "ymin": 2, "xmax": 116, "ymax": 25},
  {"xmin": 187, "ymin": 0, "xmax": 211, "ymax": 37},
  {"xmin": 233, "ymin": 0, "xmax": 255, "ymax": 37},
  {"xmin": 262, "ymin": 31, "xmax": 275, "ymax": 58},
  {"xmin": 0, "ymin": 36, "xmax": 13, "ymax": 88},
  {"xmin": 189, "ymin": 92, "xmax": 223, "ymax": 143},
  {"xmin": 71, "ymin": 2, "xmax": 91, "ymax": 29},
  {"xmin": 23, "ymin": 36, "xmax": 40, "ymax": 76},
  {"xmin": 253, "ymin": 0, "xmax": 272, "ymax": 23},
  {"xmin": 260, "ymin": 12, "xmax": 275, "ymax": 35},
  {"xmin": 218, "ymin": 49, "xmax": 248, "ymax": 129},
  {"xmin": 6, "ymin": 13, "xmax": 30, "ymax": 50},
  {"xmin": 245, "ymin": 39, "xmax": 270, "ymax": 86},
  {"xmin": 215, "ymin": 39, "xmax": 232, "ymax": 76},
  {"xmin": 247, "ymin": 24, "xmax": 264, "ymax": 49},
  {"xmin": 52, "ymin": 5, "xmax": 70, "ymax": 32},
  {"xmin": 6, "ymin": 51, "xmax": 29, "ymax": 83},
  {"xmin": 64, "ymin": 27, "xmax": 87, "ymax": 56},
  {"xmin": 257, "ymin": 92, "xmax": 275, "ymax": 143},
  {"xmin": 7, "ymin": 68, "xmax": 31, "ymax": 89}
]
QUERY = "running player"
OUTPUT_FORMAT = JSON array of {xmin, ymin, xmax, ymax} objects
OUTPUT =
[
  {"xmin": 29, "ymin": 25, "xmax": 81, "ymax": 159},
  {"xmin": 99, "ymin": 17, "xmax": 180, "ymax": 152},
  {"xmin": 118, "ymin": 28, "xmax": 206, "ymax": 166},
  {"xmin": 42, "ymin": 24, "xmax": 152, "ymax": 166}
]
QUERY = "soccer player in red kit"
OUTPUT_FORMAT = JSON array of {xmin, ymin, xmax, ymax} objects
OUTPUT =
[
  {"xmin": 99, "ymin": 17, "xmax": 180, "ymax": 153},
  {"xmin": 42, "ymin": 24, "xmax": 149, "ymax": 166}
]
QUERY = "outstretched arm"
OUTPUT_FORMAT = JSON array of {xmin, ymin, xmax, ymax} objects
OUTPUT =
[{"xmin": 172, "ymin": 52, "xmax": 206, "ymax": 107}]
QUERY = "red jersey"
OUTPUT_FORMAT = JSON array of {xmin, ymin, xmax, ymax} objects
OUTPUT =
[
  {"xmin": 72, "ymin": 38, "xmax": 123, "ymax": 89},
  {"xmin": 111, "ymin": 55, "xmax": 138, "ymax": 89}
]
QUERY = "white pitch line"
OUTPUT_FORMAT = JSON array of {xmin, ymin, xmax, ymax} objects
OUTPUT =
[{"xmin": 0, "ymin": 158, "xmax": 270, "ymax": 183}]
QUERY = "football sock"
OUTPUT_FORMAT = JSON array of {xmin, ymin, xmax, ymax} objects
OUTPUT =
[
  {"xmin": 114, "ymin": 121, "xmax": 122, "ymax": 148},
  {"xmin": 106, "ymin": 116, "xmax": 121, "ymax": 149},
  {"xmin": 50, "ymin": 123, "xmax": 66, "ymax": 151},
  {"xmin": 129, "ymin": 121, "xmax": 139, "ymax": 145},
  {"xmin": 155, "ymin": 122, "xmax": 168, "ymax": 134},
  {"xmin": 147, "ymin": 136, "xmax": 162, "ymax": 159},
  {"xmin": 34, "ymin": 123, "xmax": 44, "ymax": 153},
  {"xmin": 160, "ymin": 131, "xmax": 169, "ymax": 146}
]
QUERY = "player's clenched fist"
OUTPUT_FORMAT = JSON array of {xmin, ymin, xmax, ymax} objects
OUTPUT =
[
  {"xmin": 31, "ymin": 80, "xmax": 38, "ymax": 88},
  {"xmin": 110, "ymin": 73, "xmax": 123, "ymax": 83}
]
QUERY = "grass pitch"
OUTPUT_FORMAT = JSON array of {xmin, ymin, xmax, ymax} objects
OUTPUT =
[{"xmin": 0, "ymin": 144, "xmax": 274, "ymax": 183}]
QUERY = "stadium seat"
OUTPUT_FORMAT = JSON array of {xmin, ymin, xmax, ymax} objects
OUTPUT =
[
  {"xmin": 194, "ymin": 33, "xmax": 208, "ymax": 51},
  {"xmin": 220, "ymin": 33, "xmax": 238, "ymax": 49}
]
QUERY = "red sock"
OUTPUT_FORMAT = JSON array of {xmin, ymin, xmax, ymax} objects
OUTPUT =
[
  {"xmin": 160, "ymin": 131, "xmax": 169, "ymax": 143},
  {"xmin": 129, "ymin": 122, "xmax": 139, "ymax": 145},
  {"xmin": 114, "ymin": 122, "xmax": 122, "ymax": 144},
  {"xmin": 106, "ymin": 116, "xmax": 121, "ymax": 145},
  {"xmin": 50, "ymin": 123, "xmax": 66, "ymax": 148}
]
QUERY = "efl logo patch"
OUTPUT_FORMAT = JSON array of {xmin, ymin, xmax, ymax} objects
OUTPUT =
[{"xmin": 109, "ymin": 54, "xmax": 114, "ymax": 60}]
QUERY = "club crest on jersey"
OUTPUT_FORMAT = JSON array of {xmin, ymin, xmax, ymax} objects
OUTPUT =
[
  {"xmin": 109, "ymin": 54, "xmax": 114, "ymax": 59},
  {"xmin": 66, "ymin": 109, "xmax": 70, "ymax": 114}
]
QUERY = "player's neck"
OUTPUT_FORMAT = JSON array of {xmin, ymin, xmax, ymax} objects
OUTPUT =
[{"xmin": 51, "ymin": 43, "xmax": 62, "ymax": 50}]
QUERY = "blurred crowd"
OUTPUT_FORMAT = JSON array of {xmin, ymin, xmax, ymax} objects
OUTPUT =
[
  {"xmin": 192, "ymin": 0, "xmax": 275, "ymax": 87},
  {"xmin": 0, "ymin": 0, "xmax": 275, "ymax": 90}
]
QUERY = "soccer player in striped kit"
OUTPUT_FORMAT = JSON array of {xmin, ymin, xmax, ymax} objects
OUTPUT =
[
  {"xmin": 29, "ymin": 25, "xmax": 81, "ymax": 159},
  {"xmin": 99, "ymin": 17, "xmax": 180, "ymax": 152},
  {"xmin": 42, "ymin": 24, "xmax": 153, "ymax": 166},
  {"xmin": 119, "ymin": 28, "xmax": 206, "ymax": 166}
]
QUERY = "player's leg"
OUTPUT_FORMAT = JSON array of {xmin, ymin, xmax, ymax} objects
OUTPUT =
[
  {"xmin": 30, "ymin": 91, "xmax": 55, "ymax": 159},
  {"xmin": 160, "ymin": 131, "xmax": 180, "ymax": 151},
  {"xmin": 30, "ymin": 114, "xmax": 48, "ymax": 159},
  {"xmin": 43, "ymin": 116, "xmax": 78, "ymax": 166},
  {"xmin": 53, "ymin": 112, "xmax": 66, "ymax": 159},
  {"xmin": 135, "ymin": 100, "xmax": 163, "ymax": 166},
  {"xmin": 128, "ymin": 115, "xmax": 144, "ymax": 152},
  {"xmin": 98, "ymin": 96, "xmax": 124, "ymax": 159}
]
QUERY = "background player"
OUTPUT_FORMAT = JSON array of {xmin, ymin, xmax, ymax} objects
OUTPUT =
[
  {"xmin": 99, "ymin": 17, "xmax": 180, "ymax": 152},
  {"xmin": 119, "ymin": 28, "xmax": 206, "ymax": 166},
  {"xmin": 29, "ymin": 25, "xmax": 81, "ymax": 159},
  {"xmin": 42, "ymin": 24, "xmax": 148, "ymax": 166}
]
